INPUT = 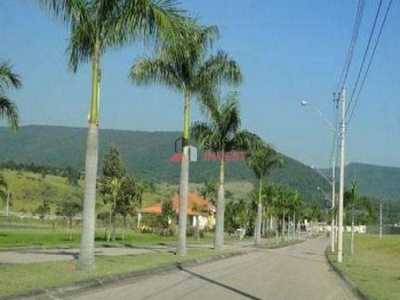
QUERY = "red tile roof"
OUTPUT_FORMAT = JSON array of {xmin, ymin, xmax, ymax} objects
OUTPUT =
[{"xmin": 140, "ymin": 193, "xmax": 214, "ymax": 216}]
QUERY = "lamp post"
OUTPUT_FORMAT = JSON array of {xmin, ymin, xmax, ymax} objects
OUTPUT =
[
  {"xmin": 301, "ymin": 101, "xmax": 337, "ymax": 254},
  {"xmin": 337, "ymin": 87, "xmax": 346, "ymax": 263}
]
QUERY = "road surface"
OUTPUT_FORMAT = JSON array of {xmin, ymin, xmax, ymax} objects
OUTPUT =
[{"xmin": 70, "ymin": 237, "xmax": 358, "ymax": 300}]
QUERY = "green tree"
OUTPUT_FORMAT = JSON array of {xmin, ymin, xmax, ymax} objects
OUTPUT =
[
  {"xmin": 56, "ymin": 196, "xmax": 82, "ymax": 241},
  {"xmin": 0, "ymin": 174, "xmax": 9, "ymax": 214},
  {"xmin": 37, "ymin": 0, "xmax": 189, "ymax": 270},
  {"xmin": 99, "ymin": 146, "xmax": 126, "ymax": 242},
  {"xmin": 0, "ymin": 60, "xmax": 21, "ymax": 130},
  {"xmin": 64, "ymin": 166, "xmax": 80, "ymax": 186},
  {"xmin": 343, "ymin": 181, "xmax": 374, "ymax": 256},
  {"xmin": 199, "ymin": 180, "xmax": 217, "ymax": 206},
  {"xmin": 130, "ymin": 23, "xmax": 242, "ymax": 255},
  {"xmin": 245, "ymin": 144, "xmax": 283, "ymax": 245},
  {"xmin": 191, "ymin": 92, "xmax": 262, "ymax": 249},
  {"xmin": 225, "ymin": 198, "xmax": 249, "ymax": 238},
  {"xmin": 160, "ymin": 199, "xmax": 176, "ymax": 235},
  {"xmin": 116, "ymin": 175, "xmax": 143, "ymax": 240}
]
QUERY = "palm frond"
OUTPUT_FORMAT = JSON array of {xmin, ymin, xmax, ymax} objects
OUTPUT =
[
  {"xmin": 190, "ymin": 121, "xmax": 217, "ymax": 149},
  {"xmin": 0, "ymin": 61, "xmax": 22, "ymax": 93},
  {"xmin": 36, "ymin": 0, "xmax": 88, "ymax": 25},
  {"xmin": 197, "ymin": 50, "xmax": 243, "ymax": 88},
  {"xmin": 245, "ymin": 143, "xmax": 283, "ymax": 180},
  {"xmin": 67, "ymin": 19, "xmax": 96, "ymax": 72},
  {"xmin": 130, "ymin": 58, "xmax": 182, "ymax": 90},
  {"xmin": 159, "ymin": 21, "xmax": 218, "ymax": 66},
  {"xmin": 117, "ymin": 0, "xmax": 188, "ymax": 48},
  {"xmin": 0, "ymin": 96, "xmax": 19, "ymax": 130},
  {"xmin": 230, "ymin": 130, "xmax": 263, "ymax": 152}
]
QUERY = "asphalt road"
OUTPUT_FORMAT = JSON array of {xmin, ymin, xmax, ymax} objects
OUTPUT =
[{"xmin": 70, "ymin": 238, "xmax": 358, "ymax": 300}]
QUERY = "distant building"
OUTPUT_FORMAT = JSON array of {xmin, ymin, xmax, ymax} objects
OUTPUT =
[{"xmin": 138, "ymin": 193, "xmax": 215, "ymax": 230}]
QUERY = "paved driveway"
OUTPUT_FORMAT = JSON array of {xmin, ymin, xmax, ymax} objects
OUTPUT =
[{"xmin": 70, "ymin": 238, "xmax": 358, "ymax": 300}]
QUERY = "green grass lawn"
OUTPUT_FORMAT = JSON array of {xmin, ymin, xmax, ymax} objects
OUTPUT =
[
  {"xmin": 0, "ymin": 221, "xmax": 243, "ymax": 249},
  {"xmin": 0, "ymin": 248, "xmax": 232, "ymax": 297},
  {"xmin": 328, "ymin": 234, "xmax": 400, "ymax": 300}
]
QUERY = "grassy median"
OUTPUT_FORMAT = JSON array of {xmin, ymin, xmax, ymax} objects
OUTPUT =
[
  {"xmin": 0, "ymin": 249, "xmax": 234, "ymax": 298},
  {"xmin": 328, "ymin": 234, "xmax": 400, "ymax": 300}
]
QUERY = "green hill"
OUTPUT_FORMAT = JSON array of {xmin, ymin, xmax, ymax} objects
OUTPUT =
[
  {"xmin": 2, "ymin": 125, "xmax": 398, "ymax": 202},
  {"xmin": 1, "ymin": 170, "xmax": 83, "ymax": 213}
]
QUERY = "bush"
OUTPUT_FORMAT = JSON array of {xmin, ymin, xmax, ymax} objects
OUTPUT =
[{"xmin": 186, "ymin": 226, "xmax": 205, "ymax": 238}]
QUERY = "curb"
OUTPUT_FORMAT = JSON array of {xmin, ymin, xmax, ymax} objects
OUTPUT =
[
  {"xmin": 324, "ymin": 247, "xmax": 371, "ymax": 300},
  {"xmin": 0, "ymin": 251, "xmax": 247, "ymax": 300}
]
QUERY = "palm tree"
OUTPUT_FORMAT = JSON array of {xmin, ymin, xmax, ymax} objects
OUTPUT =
[
  {"xmin": 344, "ymin": 181, "xmax": 374, "ymax": 256},
  {"xmin": 191, "ymin": 92, "xmax": 262, "ymax": 250},
  {"xmin": 130, "ymin": 25, "xmax": 242, "ymax": 255},
  {"xmin": 245, "ymin": 144, "xmax": 282, "ymax": 245},
  {"xmin": 37, "ymin": 0, "xmax": 188, "ymax": 270},
  {"xmin": 0, "ymin": 61, "xmax": 21, "ymax": 130}
]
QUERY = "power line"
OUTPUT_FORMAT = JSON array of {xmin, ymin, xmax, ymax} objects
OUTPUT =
[
  {"xmin": 346, "ymin": 0, "xmax": 384, "ymax": 117},
  {"xmin": 336, "ymin": 0, "xmax": 366, "ymax": 94},
  {"xmin": 347, "ymin": 0, "xmax": 394, "ymax": 128}
]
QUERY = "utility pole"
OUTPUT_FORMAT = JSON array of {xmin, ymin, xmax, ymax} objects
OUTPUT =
[
  {"xmin": 379, "ymin": 201, "xmax": 383, "ymax": 238},
  {"xmin": 330, "ymin": 156, "xmax": 336, "ymax": 253},
  {"xmin": 337, "ymin": 86, "xmax": 346, "ymax": 263}
]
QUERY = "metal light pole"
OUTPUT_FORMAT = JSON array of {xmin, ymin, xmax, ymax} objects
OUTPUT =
[
  {"xmin": 330, "ymin": 156, "xmax": 336, "ymax": 253},
  {"xmin": 337, "ymin": 87, "xmax": 346, "ymax": 263},
  {"xmin": 301, "ymin": 101, "xmax": 337, "ymax": 253}
]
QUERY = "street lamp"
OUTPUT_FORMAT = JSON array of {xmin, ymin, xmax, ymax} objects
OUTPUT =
[
  {"xmin": 301, "ymin": 88, "xmax": 346, "ymax": 264},
  {"xmin": 301, "ymin": 101, "xmax": 337, "ymax": 254}
]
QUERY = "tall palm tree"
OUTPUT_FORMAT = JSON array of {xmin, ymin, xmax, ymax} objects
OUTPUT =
[
  {"xmin": 245, "ymin": 144, "xmax": 283, "ymax": 245},
  {"xmin": 130, "ymin": 25, "xmax": 242, "ymax": 255},
  {"xmin": 0, "ymin": 61, "xmax": 21, "ymax": 130},
  {"xmin": 344, "ymin": 181, "xmax": 374, "ymax": 256},
  {"xmin": 191, "ymin": 92, "xmax": 262, "ymax": 250},
  {"xmin": 37, "ymin": 0, "xmax": 188, "ymax": 270}
]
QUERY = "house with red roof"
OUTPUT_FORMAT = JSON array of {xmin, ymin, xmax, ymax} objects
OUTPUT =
[{"xmin": 138, "ymin": 193, "xmax": 215, "ymax": 230}]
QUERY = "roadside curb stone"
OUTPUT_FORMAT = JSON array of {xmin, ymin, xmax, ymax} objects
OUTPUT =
[{"xmin": 0, "ymin": 251, "xmax": 247, "ymax": 300}]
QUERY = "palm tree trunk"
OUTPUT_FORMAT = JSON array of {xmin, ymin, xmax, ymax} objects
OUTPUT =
[
  {"xmin": 350, "ymin": 203, "xmax": 355, "ymax": 255},
  {"xmin": 270, "ymin": 216, "xmax": 273, "ymax": 234},
  {"xmin": 293, "ymin": 213, "xmax": 296, "ymax": 240},
  {"xmin": 214, "ymin": 151, "xmax": 225, "ymax": 250},
  {"xmin": 69, "ymin": 217, "xmax": 73, "ymax": 242},
  {"xmin": 111, "ymin": 213, "xmax": 116, "ymax": 243},
  {"xmin": 77, "ymin": 123, "xmax": 98, "ymax": 270},
  {"xmin": 122, "ymin": 215, "xmax": 127, "ymax": 241},
  {"xmin": 195, "ymin": 215, "xmax": 200, "ymax": 241},
  {"xmin": 177, "ymin": 91, "xmax": 190, "ymax": 256},
  {"xmin": 76, "ymin": 39, "xmax": 100, "ymax": 271},
  {"xmin": 254, "ymin": 178, "xmax": 263, "ymax": 245}
]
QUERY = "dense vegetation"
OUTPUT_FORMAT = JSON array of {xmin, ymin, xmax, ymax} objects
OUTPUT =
[
  {"xmin": 0, "ymin": 125, "xmax": 334, "ymax": 200},
  {"xmin": 2, "ymin": 125, "xmax": 400, "ymax": 201}
]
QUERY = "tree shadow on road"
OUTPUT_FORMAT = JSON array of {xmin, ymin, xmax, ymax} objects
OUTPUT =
[{"xmin": 176, "ymin": 263, "xmax": 262, "ymax": 300}]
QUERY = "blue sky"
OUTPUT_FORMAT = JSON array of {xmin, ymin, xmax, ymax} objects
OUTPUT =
[{"xmin": 1, "ymin": 0, "xmax": 399, "ymax": 168}]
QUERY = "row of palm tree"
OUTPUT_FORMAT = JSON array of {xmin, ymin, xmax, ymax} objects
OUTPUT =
[
  {"xmin": 191, "ymin": 91, "xmax": 265, "ymax": 249},
  {"xmin": 131, "ymin": 26, "xmax": 243, "ymax": 254},
  {"xmin": 33, "ymin": 0, "xmax": 247, "ymax": 269}
]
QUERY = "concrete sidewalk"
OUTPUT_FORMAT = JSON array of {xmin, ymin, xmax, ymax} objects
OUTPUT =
[{"xmin": 0, "ymin": 241, "xmax": 248, "ymax": 264}]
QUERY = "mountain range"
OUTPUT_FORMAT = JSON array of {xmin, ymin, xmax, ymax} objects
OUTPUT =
[{"xmin": 0, "ymin": 125, "xmax": 399, "ymax": 201}]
